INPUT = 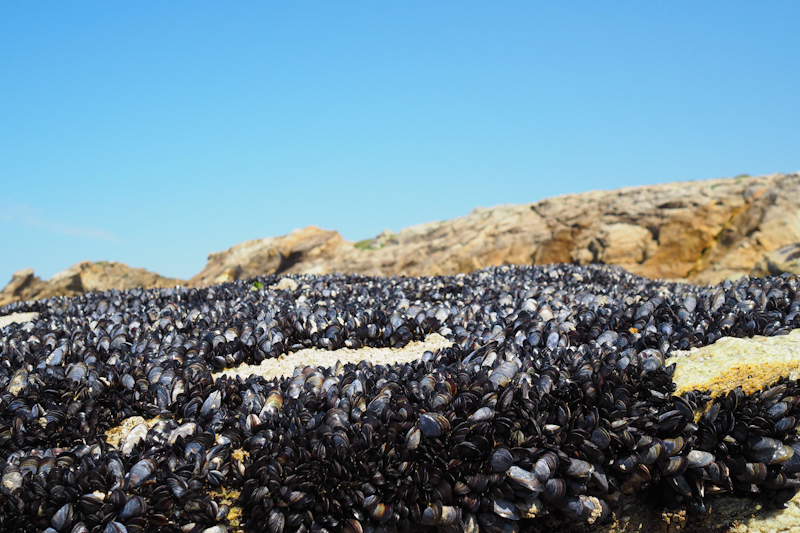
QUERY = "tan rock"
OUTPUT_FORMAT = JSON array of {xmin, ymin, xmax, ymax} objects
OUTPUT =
[
  {"xmin": 0, "ymin": 269, "xmax": 45, "ymax": 307},
  {"xmin": 189, "ymin": 173, "xmax": 800, "ymax": 286},
  {"xmin": 5, "ymin": 173, "xmax": 800, "ymax": 303},
  {"xmin": 212, "ymin": 332, "xmax": 451, "ymax": 382},
  {"xmin": 593, "ymin": 223, "xmax": 656, "ymax": 265},
  {"xmin": 189, "ymin": 226, "xmax": 349, "ymax": 287},
  {"xmin": 0, "ymin": 262, "xmax": 185, "ymax": 307},
  {"xmin": 751, "ymin": 243, "xmax": 800, "ymax": 277},
  {"xmin": 666, "ymin": 330, "xmax": 800, "ymax": 397}
]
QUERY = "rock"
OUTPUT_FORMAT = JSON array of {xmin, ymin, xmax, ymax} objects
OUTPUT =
[
  {"xmin": 212, "ymin": 332, "xmax": 451, "ymax": 382},
  {"xmin": 666, "ymin": 329, "xmax": 800, "ymax": 397},
  {"xmin": 1, "ymin": 269, "xmax": 37, "ymax": 295},
  {"xmin": 0, "ymin": 312, "xmax": 39, "ymax": 329},
  {"xmin": 268, "ymin": 277, "xmax": 299, "ymax": 292},
  {"xmin": 0, "ymin": 262, "xmax": 185, "ymax": 307},
  {"xmin": 189, "ymin": 227, "xmax": 348, "ymax": 287},
  {"xmin": 751, "ymin": 243, "xmax": 800, "ymax": 277},
  {"xmin": 5, "ymin": 173, "xmax": 800, "ymax": 302},
  {"xmin": 190, "ymin": 173, "xmax": 800, "ymax": 286},
  {"xmin": 573, "ymin": 223, "xmax": 657, "ymax": 268},
  {"xmin": 566, "ymin": 489, "xmax": 800, "ymax": 532},
  {"xmin": 0, "ymin": 269, "xmax": 43, "ymax": 307}
]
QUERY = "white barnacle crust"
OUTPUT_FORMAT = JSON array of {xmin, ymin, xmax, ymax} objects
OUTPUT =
[{"xmin": 212, "ymin": 333, "xmax": 452, "ymax": 381}]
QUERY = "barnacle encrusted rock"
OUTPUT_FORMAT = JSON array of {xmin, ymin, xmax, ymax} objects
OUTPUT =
[
  {"xmin": 212, "ymin": 332, "xmax": 452, "ymax": 381},
  {"xmin": 666, "ymin": 329, "xmax": 800, "ymax": 397},
  {"xmin": 0, "ymin": 312, "xmax": 38, "ymax": 329}
]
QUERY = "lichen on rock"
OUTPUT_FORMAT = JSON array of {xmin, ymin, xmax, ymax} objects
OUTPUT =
[{"xmin": 666, "ymin": 330, "xmax": 800, "ymax": 397}]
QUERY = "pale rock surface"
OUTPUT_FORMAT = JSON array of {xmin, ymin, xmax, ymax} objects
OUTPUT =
[
  {"xmin": 212, "ymin": 333, "xmax": 451, "ymax": 382},
  {"xmin": 666, "ymin": 329, "xmax": 800, "ymax": 397},
  {"xmin": 0, "ymin": 312, "xmax": 39, "ymax": 329}
]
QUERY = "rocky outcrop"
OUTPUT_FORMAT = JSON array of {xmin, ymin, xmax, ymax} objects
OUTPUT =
[
  {"xmin": 0, "ymin": 261, "xmax": 185, "ymax": 307},
  {"xmin": 4, "ymin": 173, "xmax": 799, "ymax": 302},
  {"xmin": 189, "ymin": 226, "xmax": 348, "ymax": 287},
  {"xmin": 190, "ymin": 172, "xmax": 800, "ymax": 287}
]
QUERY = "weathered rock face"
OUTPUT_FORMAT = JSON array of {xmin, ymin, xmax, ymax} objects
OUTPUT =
[
  {"xmin": 0, "ymin": 261, "xmax": 185, "ymax": 307},
  {"xmin": 189, "ymin": 226, "xmax": 348, "ymax": 287},
  {"xmin": 751, "ymin": 243, "xmax": 800, "ymax": 278},
  {"xmin": 189, "ymin": 172, "xmax": 800, "ymax": 287}
]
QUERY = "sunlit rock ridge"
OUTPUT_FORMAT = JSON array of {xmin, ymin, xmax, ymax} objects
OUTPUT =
[{"xmin": 189, "ymin": 172, "xmax": 800, "ymax": 287}]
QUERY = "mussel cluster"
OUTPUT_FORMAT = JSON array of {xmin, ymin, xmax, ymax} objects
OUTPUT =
[{"xmin": 1, "ymin": 264, "xmax": 799, "ymax": 533}]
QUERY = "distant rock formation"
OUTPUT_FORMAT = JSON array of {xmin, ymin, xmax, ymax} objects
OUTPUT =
[
  {"xmin": 189, "ymin": 172, "xmax": 800, "ymax": 287},
  {"xmin": 189, "ymin": 226, "xmax": 347, "ymax": 287},
  {"xmin": 3, "ymin": 172, "xmax": 799, "ymax": 306},
  {"xmin": 0, "ymin": 262, "xmax": 185, "ymax": 307}
]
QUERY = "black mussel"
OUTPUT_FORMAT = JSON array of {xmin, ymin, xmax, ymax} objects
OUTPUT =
[
  {"xmin": 490, "ymin": 447, "xmax": 514, "ymax": 473},
  {"xmin": 418, "ymin": 413, "xmax": 450, "ymax": 438},
  {"xmin": 507, "ymin": 466, "xmax": 544, "ymax": 493},
  {"xmin": 126, "ymin": 458, "xmax": 157, "ymax": 488},
  {"xmin": 687, "ymin": 450, "xmax": 715, "ymax": 469},
  {"xmin": 50, "ymin": 502, "xmax": 74, "ymax": 532},
  {"xmin": 420, "ymin": 502, "xmax": 461, "ymax": 526}
]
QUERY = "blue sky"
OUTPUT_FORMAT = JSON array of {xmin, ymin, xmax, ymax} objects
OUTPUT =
[{"xmin": 2, "ymin": 3, "xmax": 799, "ymax": 285}]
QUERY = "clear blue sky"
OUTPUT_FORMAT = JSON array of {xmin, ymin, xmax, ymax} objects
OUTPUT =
[{"xmin": 2, "ymin": 3, "xmax": 799, "ymax": 285}]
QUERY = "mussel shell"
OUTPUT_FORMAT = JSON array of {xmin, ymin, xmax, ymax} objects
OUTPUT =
[
  {"xmin": 126, "ymin": 458, "xmax": 157, "ymax": 488},
  {"xmin": 565, "ymin": 458, "xmax": 594, "ymax": 480},
  {"xmin": 405, "ymin": 427, "xmax": 422, "ymax": 449},
  {"xmin": 119, "ymin": 496, "xmax": 147, "ymax": 520},
  {"xmin": 420, "ymin": 502, "xmax": 461, "ymax": 526},
  {"xmin": 490, "ymin": 447, "xmax": 514, "ymax": 473},
  {"xmin": 493, "ymin": 499, "xmax": 521, "ymax": 521},
  {"xmin": 418, "ymin": 413, "xmax": 450, "ymax": 438},
  {"xmin": 469, "ymin": 406, "xmax": 495, "ymax": 423},
  {"xmin": 507, "ymin": 466, "xmax": 544, "ymax": 493},
  {"xmin": 534, "ymin": 452, "xmax": 559, "ymax": 482},
  {"xmin": 542, "ymin": 478, "xmax": 567, "ymax": 503},
  {"xmin": 748, "ymin": 437, "xmax": 794, "ymax": 465},
  {"xmin": 687, "ymin": 450, "xmax": 715, "ymax": 469},
  {"xmin": 51, "ymin": 503, "xmax": 73, "ymax": 532}
]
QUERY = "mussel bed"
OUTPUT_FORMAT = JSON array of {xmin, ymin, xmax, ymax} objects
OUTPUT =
[{"xmin": 1, "ymin": 264, "xmax": 800, "ymax": 533}]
